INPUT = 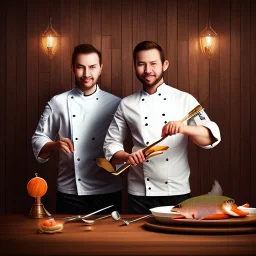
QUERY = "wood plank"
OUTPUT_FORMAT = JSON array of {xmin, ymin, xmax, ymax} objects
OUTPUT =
[
  {"xmin": 26, "ymin": 0, "xmax": 39, "ymax": 213},
  {"xmin": 177, "ymin": 0, "xmax": 189, "ymax": 92},
  {"xmin": 14, "ymin": 0, "xmax": 27, "ymax": 213},
  {"xmin": 70, "ymin": 0, "xmax": 80, "ymax": 87},
  {"xmin": 61, "ymin": 0, "xmax": 72, "ymax": 92},
  {"xmin": 47, "ymin": 0, "xmax": 62, "ymax": 213},
  {"xmin": 157, "ymin": 0, "xmax": 167, "ymax": 58},
  {"xmin": 188, "ymin": 0, "xmax": 199, "ymax": 197},
  {"xmin": 132, "ymin": 0, "xmax": 146, "ymax": 93},
  {"xmin": 112, "ymin": 49, "xmax": 122, "ymax": 98},
  {"xmin": 79, "ymin": 0, "xmax": 92, "ymax": 44},
  {"xmin": 166, "ymin": 0, "xmax": 177, "ymax": 87},
  {"xmin": 101, "ymin": 36, "xmax": 112, "ymax": 93},
  {"xmin": 102, "ymin": 0, "xmax": 112, "ymax": 36},
  {"xmin": 0, "ymin": 0, "xmax": 7, "ymax": 213},
  {"xmin": 121, "ymin": 0, "xmax": 133, "ymax": 97},
  {"xmin": 146, "ymin": 0, "xmax": 157, "ymax": 42},
  {"xmin": 240, "ymin": 0, "xmax": 251, "ymax": 205},
  {"xmin": 198, "ymin": 0, "xmax": 210, "ymax": 195},
  {"xmin": 251, "ymin": 0, "xmax": 256, "ymax": 208},
  {"xmin": 215, "ymin": 0, "xmax": 231, "ymax": 196},
  {"xmin": 38, "ymin": 1, "xmax": 50, "ymax": 118},
  {"xmin": 6, "ymin": 0, "xmax": 17, "ymax": 213},
  {"xmin": 111, "ymin": 0, "xmax": 121, "ymax": 49},
  {"xmin": 91, "ymin": 0, "xmax": 102, "ymax": 52},
  {"xmin": 230, "ymin": 0, "xmax": 241, "ymax": 204}
]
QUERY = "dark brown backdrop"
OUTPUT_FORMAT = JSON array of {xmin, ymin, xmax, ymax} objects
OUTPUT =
[{"xmin": 0, "ymin": 0, "xmax": 255, "ymax": 214}]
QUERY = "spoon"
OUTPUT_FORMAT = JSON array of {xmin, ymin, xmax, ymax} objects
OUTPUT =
[
  {"xmin": 81, "ymin": 214, "xmax": 112, "ymax": 225},
  {"xmin": 111, "ymin": 211, "xmax": 152, "ymax": 225}
]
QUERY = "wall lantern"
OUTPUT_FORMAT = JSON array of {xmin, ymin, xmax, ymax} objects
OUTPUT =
[
  {"xmin": 41, "ymin": 18, "xmax": 59, "ymax": 59},
  {"xmin": 199, "ymin": 19, "xmax": 217, "ymax": 58}
]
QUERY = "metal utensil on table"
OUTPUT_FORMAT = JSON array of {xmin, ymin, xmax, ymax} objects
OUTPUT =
[
  {"xmin": 45, "ymin": 204, "xmax": 114, "ymax": 224},
  {"xmin": 111, "ymin": 211, "xmax": 152, "ymax": 225},
  {"xmin": 81, "ymin": 214, "xmax": 112, "ymax": 225}
]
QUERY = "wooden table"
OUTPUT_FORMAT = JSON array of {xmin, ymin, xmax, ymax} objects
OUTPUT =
[{"xmin": 0, "ymin": 214, "xmax": 256, "ymax": 256}]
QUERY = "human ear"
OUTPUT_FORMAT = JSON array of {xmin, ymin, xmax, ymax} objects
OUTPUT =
[{"xmin": 163, "ymin": 60, "xmax": 169, "ymax": 72}]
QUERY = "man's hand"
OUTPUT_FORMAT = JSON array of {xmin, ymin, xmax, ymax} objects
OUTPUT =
[
  {"xmin": 125, "ymin": 149, "xmax": 146, "ymax": 166},
  {"xmin": 161, "ymin": 121, "xmax": 185, "ymax": 137},
  {"xmin": 56, "ymin": 137, "xmax": 74, "ymax": 153}
]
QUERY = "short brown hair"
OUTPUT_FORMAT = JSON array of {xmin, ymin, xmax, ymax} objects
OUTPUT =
[
  {"xmin": 72, "ymin": 44, "xmax": 102, "ymax": 66},
  {"xmin": 133, "ymin": 41, "xmax": 166, "ymax": 65}
]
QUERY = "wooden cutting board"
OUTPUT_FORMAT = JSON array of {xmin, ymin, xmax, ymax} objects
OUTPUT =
[{"xmin": 144, "ymin": 216, "xmax": 256, "ymax": 234}]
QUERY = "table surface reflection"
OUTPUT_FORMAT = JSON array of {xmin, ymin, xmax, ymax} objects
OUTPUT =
[{"xmin": 0, "ymin": 214, "xmax": 256, "ymax": 256}]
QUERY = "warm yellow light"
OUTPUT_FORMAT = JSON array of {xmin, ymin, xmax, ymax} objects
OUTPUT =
[
  {"xmin": 199, "ymin": 19, "xmax": 217, "ymax": 58},
  {"xmin": 47, "ymin": 36, "xmax": 54, "ymax": 48},
  {"xmin": 41, "ymin": 18, "xmax": 59, "ymax": 59},
  {"xmin": 205, "ymin": 36, "xmax": 212, "ymax": 48}
]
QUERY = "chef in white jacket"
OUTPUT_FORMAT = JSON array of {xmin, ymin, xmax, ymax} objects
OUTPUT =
[
  {"xmin": 104, "ymin": 41, "xmax": 221, "ymax": 214},
  {"xmin": 32, "ymin": 44, "xmax": 122, "ymax": 214}
]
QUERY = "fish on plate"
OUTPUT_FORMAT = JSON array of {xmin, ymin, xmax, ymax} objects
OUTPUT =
[{"xmin": 171, "ymin": 180, "xmax": 249, "ymax": 220}]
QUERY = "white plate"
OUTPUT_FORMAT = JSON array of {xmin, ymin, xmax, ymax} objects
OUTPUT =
[
  {"xmin": 237, "ymin": 206, "xmax": 256, "ymax": 215},
  {"xmin": 150, "ymin": 206, "xmax": 180, "ymax": 224}
]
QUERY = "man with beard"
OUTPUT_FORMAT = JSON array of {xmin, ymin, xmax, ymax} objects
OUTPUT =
[
  {"xmin": 32, "ymin": 44, "xmax": 122, "ymax": 214},
  {"xmin": 104, "ymin": 41, "xmax": 221, "ymax": 214}
]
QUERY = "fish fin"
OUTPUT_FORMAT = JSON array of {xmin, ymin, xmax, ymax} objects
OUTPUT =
[
  {"xmin": 172, "ymin": 215, "xmax": 186, "ymax": 219},
  {"xmin": 200, "ymin": 213, "xmax": 230, "ymax": 220},
  {"xmin": 240, "ymin": 203, "xmax": 250, "ymax": 208},
  {"xmin": 230, "ymin": 206, "xmax": 249, "ymax": 216},
  {"xmin": 208, "ymin": 180, "xmax": 223, "ymax": 196}
]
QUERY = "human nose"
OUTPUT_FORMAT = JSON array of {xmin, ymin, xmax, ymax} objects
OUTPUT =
[
  {"xmin": 83, "ymin": 68, "xmax": 90, "ymax": 77},
  {"xmin": 144, "ymin": 64, "xmax": 151, "ymax": 74}
]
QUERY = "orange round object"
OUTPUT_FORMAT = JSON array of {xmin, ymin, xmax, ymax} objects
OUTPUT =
[{"xmin": 27, "ymin": 177, "xmax": 47, "ymax": 197}]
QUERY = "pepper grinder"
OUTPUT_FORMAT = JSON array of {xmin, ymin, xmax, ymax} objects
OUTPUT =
[{"xmin": 27, "ymin": 173, "xmax": 49, "ymax": 218}]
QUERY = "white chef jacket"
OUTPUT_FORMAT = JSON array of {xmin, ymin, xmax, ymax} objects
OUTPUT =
[
  {"xmin": 32, "ymin": 85, "xmax": 122, "ymax": 195},
  {"xmin": 104, "ymin": 83, "xmax": 221, "ymax": 196}
]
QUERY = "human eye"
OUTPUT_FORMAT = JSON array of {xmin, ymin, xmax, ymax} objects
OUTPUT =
[{"xmin": 137, "ymin": 62, "xmax": 144, "ymax": 66}]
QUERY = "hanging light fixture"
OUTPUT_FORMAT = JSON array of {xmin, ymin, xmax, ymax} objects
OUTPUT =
[
  {"xmin": 41, "ymin": 18, "xmax": 60, "ymax": 59},
  {"xmin": 199, "ymin": 19, "xmax": 217, "ymax": 58}
]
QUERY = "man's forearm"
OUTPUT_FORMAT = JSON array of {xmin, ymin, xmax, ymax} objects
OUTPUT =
[
  {"xmin": 38, "ymin": 141, "xmax": 57, "ymax": 159},
  {"xmin": 183, "ymin": 125, "xmax": 215, "ymax": 146},
  {"xmin": 111, "ymin": 150, "xmax": 130, "ymax": 165}
]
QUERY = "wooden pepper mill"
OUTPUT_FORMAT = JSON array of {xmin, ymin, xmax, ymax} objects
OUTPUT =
[{"xmin": 27, "ymin": 173, "xmax": 49, "ymax": 218}]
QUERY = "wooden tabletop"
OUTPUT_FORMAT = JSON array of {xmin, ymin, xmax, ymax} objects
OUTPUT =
[{"xmin": 0, "ymin": 214, "xmax": 256, "ymax": 256}]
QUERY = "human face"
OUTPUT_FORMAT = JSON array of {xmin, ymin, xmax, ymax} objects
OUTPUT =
[
  {"xmin": 72, "ymin": 53, "xmax": 103, "ymax": 95},
  {"xmin": 135, "ymin": 49, "xmax": 169, "ymax": 94}
]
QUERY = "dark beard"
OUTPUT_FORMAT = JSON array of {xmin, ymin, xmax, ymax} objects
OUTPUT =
[{"xmin": 136, "ymin": 71, "xmax": 164, "ymax": 89}]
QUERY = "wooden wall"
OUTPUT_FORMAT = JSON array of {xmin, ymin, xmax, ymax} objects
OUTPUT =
[{"xmin": 0, "ymin": 0, "xmax": 255, "ymax": 214}]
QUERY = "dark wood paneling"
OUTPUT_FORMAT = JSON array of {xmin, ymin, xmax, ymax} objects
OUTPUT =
[
  {"xmin": 1, "ymin": 0, "xmax": 256, "ymax": 213},
  {"xmin": 251, "ymin": 0, "xmax": 256, "ymax": 208},
  {"xmin": 0, "ymin": 0, "xmax": 6, "ymax": 213},
  {"xmin": 101, "ymin": 36, "xmax": 112, "ymax": 92},
  {"xmin": 230, "ymin": 0, "xmax": 241, "ymax": 203},
  {"xmin": 188, "ymin": 0, "xmax": 200, "ymax": 197},
  {"xmin": 79, "ymin": 0, "xmax": 92, "ymax": 44},
  {"xmin": 166, "ymin": 0, "xmax": 178, "ymax": 87},
  {"xmin": 121, "ymin": 0, "xmax": 133, "ymax": 97},
  {"xmin": 26, "ymin": 0, "xmax": 39, "ymax": 213},
  {"xmin": 146, "ymin": 0, "xmax": 157, "ymax": 42},
  {"xmin": 240, "ymin": 0, "xmax": 251, "ymax": 205},
  {"xmin": 208, "ymin": 0, "xmax": 221, "ymax": 194}
]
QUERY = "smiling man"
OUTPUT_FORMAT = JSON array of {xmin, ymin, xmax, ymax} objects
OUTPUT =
[
  {"xmin": 32, "ymin": 44, "xmax": 122, "ymax": 214},
  {"xmin": 104, "ymin": 41, "xmax": 221, "ymax": 214}
]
